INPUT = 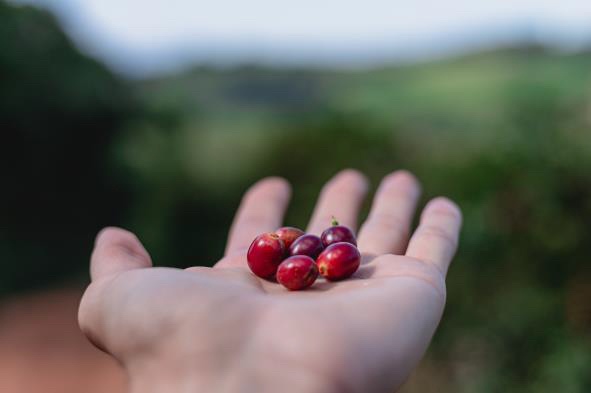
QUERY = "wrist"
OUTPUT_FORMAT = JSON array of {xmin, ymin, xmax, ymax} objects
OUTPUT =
[{"xmin": 126, "ymin": 351, "xmax": 343, "ymax": 393}]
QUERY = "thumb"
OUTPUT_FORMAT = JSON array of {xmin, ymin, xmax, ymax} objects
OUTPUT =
[
  {"xmin": 90, "ymin": 227, "xmax": 152, "ymax": 281},
  {"xmin": 79, "ymin": 227, "xmax": 152, "ymax": 351}
]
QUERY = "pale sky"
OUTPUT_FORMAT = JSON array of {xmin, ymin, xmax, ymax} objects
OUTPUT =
[{"xmin": 10, "ymin": 0, "xmax": 591, "ymax": 77}]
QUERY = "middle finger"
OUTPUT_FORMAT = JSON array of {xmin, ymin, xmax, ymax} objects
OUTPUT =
[
  {"xmin": 357, "ymin": 170, "xmax": 420, "ymax": 256},
  {"xmin": 306, "ymin": 169, "xmax": 368, "ymax": 236}
]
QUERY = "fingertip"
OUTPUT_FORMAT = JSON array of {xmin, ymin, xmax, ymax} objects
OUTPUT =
[
  {"xmin": 248, "ymin": 176, "xmax": 292, "ymax": 200},
  {"xmin": 422, "ymin": 197, "xmax": 462, "ymax": 222},
  {"xmin": 91, "ymin": 227, "xmax": 152, "ymax": 281},
  {"xmin": 380, "ymin": 170, "xmax": 421, "ymax": 195},
  {"xmin": 391, "ymin": 170, "xmax": 420, "ymax": 186},
  {"xmin": 94, "ymin": 227, "xmax": 148, "ymax": 257},
  {"xmin": 258, "ymin": 176, "xmax": 291, "ymax": 190},
  {"xmin": 332, "ymin": 168, "xmax": 369, "ymax": 192},
  {"xmin": 95, "ymin": 226, "xmax": 113, "ymax": 245},
  {"xmin": 95, "ymin": 226, "xmax": 134, "ymax": 246}
]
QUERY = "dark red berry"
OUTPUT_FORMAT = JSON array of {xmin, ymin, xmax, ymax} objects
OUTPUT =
[
  {"xmin": 289, "ymin": 234, "xmax": 324, "ymax": 259},
  {"xmin": 247, "ymin": 233, "xmax": 286, "ymax": 279},
  {"xmin": 275, "ymin": 227, "xmax": 305, "ymax": 250},
  {"xmin": 321, "ymin": 224, "xmax": 356, "ymax": 247},
  {"xmin": 317, "ymin": 242, "xmax": 360, "ymax": 281},
  {"xmin": 277, "ymin": 255, "xmax": 319, "ymax": 290}
]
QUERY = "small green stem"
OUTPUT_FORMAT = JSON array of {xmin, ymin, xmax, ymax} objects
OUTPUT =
[{"xmin": 331, "ymin": 216, "xmax": 339, "ymax": 226}]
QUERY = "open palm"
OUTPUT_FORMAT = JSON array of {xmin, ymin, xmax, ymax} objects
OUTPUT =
[{"xmin": 79, "ymin": 169, "xmax": 461, "ymax": 393}]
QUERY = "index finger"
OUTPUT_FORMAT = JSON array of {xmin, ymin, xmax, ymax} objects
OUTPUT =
[
  {"xmin": 224, "ymin": 177, "xmax": 291, "ymax": 256},
  {"xmin": 306, "ymin": 169, "xmax": 368, "ymax": 236}
]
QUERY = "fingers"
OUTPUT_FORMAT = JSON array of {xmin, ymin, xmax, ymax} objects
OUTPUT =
[
  {"xmin": 90, "ymin": 227, "xmax": 152, "ymax": 282},
  {"xmin": 306, "ymin": 169, "xmax": 369, "ymax": 236},
  {"xmin": 224, "ymin": 177, "xmax": 291, "ymax": 256},
  {"xmin": 357, "ymin": 171, "xmax": 421, "ymax": 256},
  {"xmin": 405, "ymin": 197, "xmax": 462, "ymax": 275}
]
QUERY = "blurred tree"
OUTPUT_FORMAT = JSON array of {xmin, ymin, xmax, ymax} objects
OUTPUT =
[{"xmin": 0, "ymin": 1, "xmax": 136, "ymax": 294}]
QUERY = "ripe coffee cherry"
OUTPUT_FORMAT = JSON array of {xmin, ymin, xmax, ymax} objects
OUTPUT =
[
  {"xmin": 247, "ymin": 233, "xmax": 286, "ymax": 279},
  {"xmin": 317, "ymin": 242, "xmax": 360, "ymax": 281},
  {"xmin": 321, "ymin": 218, "xmax": 356, "ymax": 247},
  {"xmin": 275, "ymin": 227, "xmax": 305, "ymax": 250},
  {"xmin": 277, "ymin": 255, "xmax": 319, "ymax": 290},
  {"xmin": 289, "ymin": 234, "xmax": 324, "ymax": 259}
]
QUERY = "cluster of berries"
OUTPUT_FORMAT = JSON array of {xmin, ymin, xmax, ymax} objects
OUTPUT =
[{"xmin": 247, "ymin": 219, "xmax": 361, "ymax": 290}]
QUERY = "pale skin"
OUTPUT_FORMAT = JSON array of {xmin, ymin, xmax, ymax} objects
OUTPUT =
[{"xmin": 78, "ymin": 169, "xmax": 462, "ymax": 393}]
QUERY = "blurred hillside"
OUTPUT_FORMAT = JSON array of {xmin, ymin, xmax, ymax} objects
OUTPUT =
[
  {"xmin": 128, "ymin": 47, "xmax": 591, "ymax": 270},
  {"xmin": 1, "ymin": 1, "xmax": 590, "ymax": 392}
]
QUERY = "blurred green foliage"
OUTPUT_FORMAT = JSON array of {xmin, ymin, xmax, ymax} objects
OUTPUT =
[
  {"xmin": 1, "ymin": 1, "xmax": 590, "ymax": 392},
  {"xmin": 0, "ymin": 2, "xmax": 137, "ymax": 293}
]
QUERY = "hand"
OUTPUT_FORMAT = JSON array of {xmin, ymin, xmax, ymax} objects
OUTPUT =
[{"xmin": 79, "ymin": 169, "xmax": 462, "ymax": 393}]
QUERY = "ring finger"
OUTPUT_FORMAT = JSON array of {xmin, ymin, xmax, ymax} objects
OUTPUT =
[{"xmin": 357, "ymin": 170, "xmax": 421, "ymax": 256}]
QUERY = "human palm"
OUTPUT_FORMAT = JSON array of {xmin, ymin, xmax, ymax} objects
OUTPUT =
[{"xmin": 79, "ymin": 170, "xmax": 461, "ymax": 393}]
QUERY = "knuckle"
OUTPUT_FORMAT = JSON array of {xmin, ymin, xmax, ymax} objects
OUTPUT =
[
  {"xmin": 418, "ymin": 225, "xmax": 458, "ymax": 248},
  {"xmin": 366, "ymin": 214, "xmax": 409, "ymax": 237},
  {"xmin": 381, "ymin": 187, "xmax": 415, "ymax": 201},
  {"xmin": 374, "ymin": 255, "xmax": 447, "ymax": 297}
]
